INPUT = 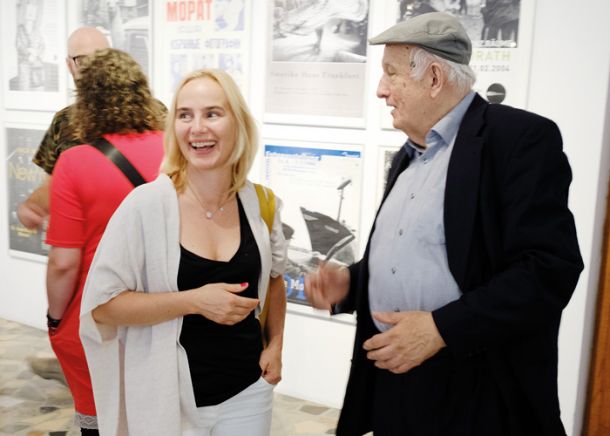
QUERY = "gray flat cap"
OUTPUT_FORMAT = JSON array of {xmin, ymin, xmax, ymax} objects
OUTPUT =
[{"xmin": 369, "ymin": 12, "xmax": 472, "ymax": 65}]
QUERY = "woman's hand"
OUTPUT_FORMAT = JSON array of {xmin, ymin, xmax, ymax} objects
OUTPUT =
[
  {"xmin": 189, "ymin": 282, "xmax": 258, "ymax": 325},
  {"xmin": 259, "ymin": 342, "xmax": 282, "ymax": 385}
]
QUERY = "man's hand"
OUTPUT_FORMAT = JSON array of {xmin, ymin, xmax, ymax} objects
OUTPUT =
[
  {"xmin": 17, "ymin": 201, "xmax": 47, "ymax": 229},
  {"xmin": 304, "ymin": 261, "xmax": 350, "ymax": 310},
  {"xmin": 363, "ymin": 311, "xmax": 446, "ymax": 374},
  {"xmin": 259, "ymin": 342, "xmax": 282, "ymax": 385},
  {"xmin": 17, "ymin": 177, "xmax": 50, "ymax": 229}
]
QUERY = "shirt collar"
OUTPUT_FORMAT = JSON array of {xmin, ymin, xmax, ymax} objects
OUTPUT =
[
  {"xmin": 402, "ymin": 91, "xmax": 475, "ymax": 158},
  {"xmin": 428, "ymin": 91, "xmax": 476, "ymax": 148}
]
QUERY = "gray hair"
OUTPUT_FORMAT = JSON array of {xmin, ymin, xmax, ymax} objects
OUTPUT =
[{"xmin": 409, "ymin": 46, "xmax": 476, "ymax": 93}]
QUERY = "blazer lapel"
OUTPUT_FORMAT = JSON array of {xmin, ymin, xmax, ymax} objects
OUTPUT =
[{"xmin": 445, "ymin": 94, "xmax": 486, "ymax": 288}]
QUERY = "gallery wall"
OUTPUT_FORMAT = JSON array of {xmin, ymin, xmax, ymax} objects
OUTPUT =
[{"xmin": 0, "ymin": 1, "xmax": 609, "ymax": 434}]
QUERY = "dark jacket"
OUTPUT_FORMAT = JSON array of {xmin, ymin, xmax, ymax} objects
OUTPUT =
[{"xmin": 336, "ymin": 94, "xmax": 583, "ymax": 435}]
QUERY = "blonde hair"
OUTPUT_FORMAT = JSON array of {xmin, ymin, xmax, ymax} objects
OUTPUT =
[
  {"xmin": 72, "ymin": 48, "xmax": 165, "ymax": 143},
  {"xmin": 161, "ymin": 69, "xmax": 258, "ymax": 196}
]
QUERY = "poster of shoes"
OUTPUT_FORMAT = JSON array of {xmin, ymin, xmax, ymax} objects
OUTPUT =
[
  {"xmin": 263, "ymin": 141, "xmax": 362, "ymax": 307},
  {"xmin": 4, "ymin": 124, "xmax": 50, "ymax": 260},
  {"xmin": 1, "ymin": 0, "xmax": 67, "ymax": 111},
  {"xmin": 265, "ymin": 0, "xmax": 370, "ymax": 127}
]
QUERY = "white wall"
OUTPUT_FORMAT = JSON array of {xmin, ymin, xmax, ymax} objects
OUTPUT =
[
  {"xmin": 1, "ymin": 1, "xmax": 609, "ymax": 434},
  {"xmin": 527, "ymin": 1, "xmax": 610, "ymax": 434}
]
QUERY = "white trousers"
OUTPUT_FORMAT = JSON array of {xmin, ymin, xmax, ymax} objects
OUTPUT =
[{"xmin": 185, "ymin": 377, "xmax": 275, "ymax": 436}]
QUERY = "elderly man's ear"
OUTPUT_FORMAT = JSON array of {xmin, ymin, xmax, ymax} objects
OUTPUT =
[{"xmin": 429, "ymin": 63, "xmax": 445, "ymax": 98}]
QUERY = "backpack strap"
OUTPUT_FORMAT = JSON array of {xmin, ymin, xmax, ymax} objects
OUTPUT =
[
  {"xmin": 254, "ymin": 183, "xmax": 275, "ymax": 233},
  {"xmin": 90, "ymin": 137, "xmax": 147, "ymax": 187},
  {"xmin": 254, "ymin": 183, "xmax": 276, "ymax": 332}
]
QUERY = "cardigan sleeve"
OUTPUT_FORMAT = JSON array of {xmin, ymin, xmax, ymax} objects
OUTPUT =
[{"xmin": 79, "ymin": 190, "xmax": 145, "ymax": 343}]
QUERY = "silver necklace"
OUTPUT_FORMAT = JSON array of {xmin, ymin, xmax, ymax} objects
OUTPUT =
[{"xmin": 187, "ymin": 181, "xmax": 233, "ymax": 220}]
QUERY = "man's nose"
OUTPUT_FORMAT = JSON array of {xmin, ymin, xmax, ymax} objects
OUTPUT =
[{"xmin": 376, "ymin": 76, "xmax": 389, "ymax": 99}]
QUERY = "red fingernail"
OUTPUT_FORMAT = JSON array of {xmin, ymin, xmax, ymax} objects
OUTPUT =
[{"xmin": 241, "ymin": 282, "xmax": 248, "ymax": 287}]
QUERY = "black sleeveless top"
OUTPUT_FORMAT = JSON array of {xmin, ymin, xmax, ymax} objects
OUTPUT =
[{"xmin": 178, "ymin": 198, "xmax": 263, "ymax": 406}]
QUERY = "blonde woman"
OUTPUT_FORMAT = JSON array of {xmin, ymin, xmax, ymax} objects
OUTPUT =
[{"xmin": 80, "ymin": 69, "xmax": 287, "ymax": 435}]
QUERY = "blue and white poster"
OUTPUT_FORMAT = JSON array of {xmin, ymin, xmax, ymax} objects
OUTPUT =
[{"xmin": 264, "ymin": 142, "xmax": 362, "ymax": 306}]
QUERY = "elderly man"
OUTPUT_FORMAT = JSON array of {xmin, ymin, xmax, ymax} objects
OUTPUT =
[
  {"xmin": 305, "ymin": 12, "xmax": 582, "ymax": 436},
  {"xmin": 17, "ymin": 27, "xmax": 109, "ymax": 229}
]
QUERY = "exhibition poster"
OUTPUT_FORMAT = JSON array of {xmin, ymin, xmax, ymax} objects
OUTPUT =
[
  {"xmin": 380, "ymin": 0, "xmax": 535, "ymax": 129},
  {"xmin": 266, "ymin": 0, "xmax": 370, "ymax": 126},
  {"xmin": 162, "ymin": 0, "xmax": 251, "ymax": 96},
  {"xmin": 1, "ymin": 0, "xmax": 67, "ymax": 111},
  {"xmin": 68, "ymin": 0, "xmax": 152, "ymax": 76},
  {"xmin": 264, "ymin": 143, "xmax": 362, "ymax": 305},
  {"xmin": 5, "ymin": 126, "xmax": 49, "ymax": 259}
]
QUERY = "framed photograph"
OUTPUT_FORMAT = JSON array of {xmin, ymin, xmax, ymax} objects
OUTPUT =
[
  {"xmin": 265, "ymin": 0, "xmax": 370, "ymax": 127},
  {"xmin": 263, "ymin": 141, "xmax": 363, "ymax": 307},
  {"xmin": 1, "ymin": 0, "xmax": 67, "ymax": 111},
  {"xmin": 66, "ymin": 0, "xmax": 152, "ymax": 77},
  {"xmin": 4, "ymin": 123, "xmax": 50, "ymax": 260},
  {"xmin": 379, "ymin": 0, "xmax": 536, "ymax": 128}
]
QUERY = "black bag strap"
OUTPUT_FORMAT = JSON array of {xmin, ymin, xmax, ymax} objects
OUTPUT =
[{"xmin": 90, "ymin": 137, "xmax": 147, "ymax": 187}]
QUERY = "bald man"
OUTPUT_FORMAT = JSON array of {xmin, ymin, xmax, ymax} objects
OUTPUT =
[{"xmin": 17, "ymin": 27, "xmax": 109, "ymax": 229}]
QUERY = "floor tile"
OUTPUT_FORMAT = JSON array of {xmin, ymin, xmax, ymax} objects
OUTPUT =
[{"xmin": 0, "ymin": 318, "xmax": 338, "ymax": 435}]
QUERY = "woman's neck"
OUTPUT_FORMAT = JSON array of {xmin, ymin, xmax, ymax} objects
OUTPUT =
[{"xmin": 185, "ymin": 167, "xmax": 232, "ymax": 205}]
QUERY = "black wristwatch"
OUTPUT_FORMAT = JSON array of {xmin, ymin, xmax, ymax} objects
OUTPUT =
[{"xmin": 46, "ymin": 313, "xmax": 62, "ymax": 330}]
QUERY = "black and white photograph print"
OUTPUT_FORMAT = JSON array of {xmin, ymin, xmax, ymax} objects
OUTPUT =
[
  {"xmin": 3, "ymin": 0, "xmax": 62, "ymax": 93},
  {"xmin": 76, "ymin": 0, "xmax": 151, "ymax": 74},
  {"xmin": 272, "ymin": 0, "xmax": 370, "ymax": 62},
  {"xmin": 11, "ymin": 0, "xmax": 58, "ymax": 92},
  {"xmin": 395, "ymin": 0, "xmax": 520, "ymax": 48},
  {"xmin": 1, "ymin": 0, "xmax": 66, "ymax": 110},
  {"xmin": 5, "ymin": 126, "xmax": 50, "ymax": 258}
]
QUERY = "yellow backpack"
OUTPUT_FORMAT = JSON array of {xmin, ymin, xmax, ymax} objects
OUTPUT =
[{"xmin": 254, "ymin": 183, "xmax": 275, "ymax": 331}]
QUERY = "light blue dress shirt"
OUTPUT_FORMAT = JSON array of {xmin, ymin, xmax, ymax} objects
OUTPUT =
[{"xmin": 368, "ymin": 92, "xmax": 475, "ymax": 332}]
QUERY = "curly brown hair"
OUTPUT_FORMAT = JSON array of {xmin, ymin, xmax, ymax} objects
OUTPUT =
[{"xmin": 71, "ymin": 48, "xmax": 165, "ymax": 143}]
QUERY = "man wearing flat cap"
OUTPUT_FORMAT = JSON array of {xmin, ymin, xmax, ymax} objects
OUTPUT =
[{"xmin": 306, "ymin": 12, "xmax": 582, "ymax": 436}]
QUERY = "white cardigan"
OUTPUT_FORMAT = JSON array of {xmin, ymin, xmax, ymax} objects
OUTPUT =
[{"xmin": 80, "ymin": 174, "xmax": 286, "ymax": 435}]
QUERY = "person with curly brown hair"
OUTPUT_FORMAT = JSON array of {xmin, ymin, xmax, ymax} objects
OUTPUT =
[{"xmin": 44, "ymin": 48, "xmax": 165, "ymax": 435}]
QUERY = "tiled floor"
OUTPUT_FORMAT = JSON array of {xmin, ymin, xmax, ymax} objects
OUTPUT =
[{"xmin": 0, "ymin": 318, "xmax": 338, "ymax": 435}]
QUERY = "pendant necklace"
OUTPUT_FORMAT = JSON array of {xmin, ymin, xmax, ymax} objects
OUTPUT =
[{"xmin": 187, "ymin": 181, "xmax": 233, "ymax": 220}]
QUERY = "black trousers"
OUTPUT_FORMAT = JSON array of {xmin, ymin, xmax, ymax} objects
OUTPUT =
[{"xmin": 371, "ymin": 350, "xmax": 507, "ymax": 436}]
